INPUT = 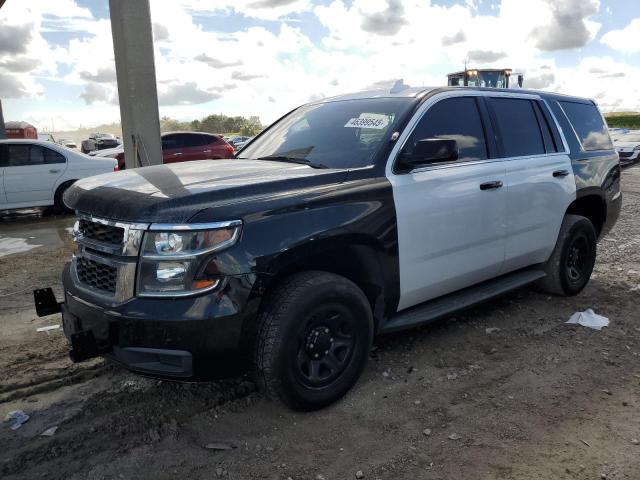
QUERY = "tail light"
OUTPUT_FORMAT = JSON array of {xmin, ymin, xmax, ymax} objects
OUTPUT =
[
  {"xmin": 116, "ymin": 152, "xmax": 125, "ymax": 170},
  {"xmin": 225, "ymin": 143, "xmax": 234, "ymax": 156},
  {"xmin": 113, "ymin": 164, "xmax": 119, "ymax": 172}
]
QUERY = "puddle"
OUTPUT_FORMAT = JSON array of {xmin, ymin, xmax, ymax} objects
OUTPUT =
[{"xmin": 0, "ymin": 210, "xmax": 75, "ymax": 257}]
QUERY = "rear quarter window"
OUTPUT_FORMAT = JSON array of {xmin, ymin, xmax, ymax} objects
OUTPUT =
[{"xmin": 559, "ymin": 101, "xmax": 613, "ymax": 151}]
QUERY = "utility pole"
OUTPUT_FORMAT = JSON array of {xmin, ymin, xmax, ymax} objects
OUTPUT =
[
  {"xmin": 0, "ymin": 100, "xmax": 6, "ymax": 140},
  {"xmin": 109, "ymin": 0, "xmax": 162, "ymax": 168}
]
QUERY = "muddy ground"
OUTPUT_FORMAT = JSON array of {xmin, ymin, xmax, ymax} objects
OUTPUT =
[{"xmin": 1, "ymin": 168, "xmax": 639, "ymax": 480}]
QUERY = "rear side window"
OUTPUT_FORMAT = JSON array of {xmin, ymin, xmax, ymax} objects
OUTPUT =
[
  {"xmin": 489, "ymin": 98, "xmax": 545, "ymax": 157},
  {"xmin": 559, "ymin": 101, "xmax": 612, "ymax": 151},
  {"xmin": 181, "ymin": 134, "xmax": 208, "ymax": 148},
  {"xmin": 44, "ymin": 148, "xmax": 66, "ymax": 164},
  {"xmin": 406, "ymin": 96, "xmax": 488, "ymax": 162}
]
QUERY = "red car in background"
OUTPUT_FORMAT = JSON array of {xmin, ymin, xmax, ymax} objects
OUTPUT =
[{"xmin": 96, "ymin": 132, "xmax": 235, "ymax": 169}]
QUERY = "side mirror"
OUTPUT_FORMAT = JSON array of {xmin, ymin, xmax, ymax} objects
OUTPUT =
[{"xmin": 399, "ymin": 138, "xmax": 458, "ymax": 169}]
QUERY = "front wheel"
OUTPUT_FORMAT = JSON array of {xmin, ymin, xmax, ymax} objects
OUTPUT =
[
  {"xmin": 253, "ymin": 271, "xmax": 373, "ymax": 411},
  {"xmin": 538, "ymin": 214, "xmax": 597, "ymax": 296}
]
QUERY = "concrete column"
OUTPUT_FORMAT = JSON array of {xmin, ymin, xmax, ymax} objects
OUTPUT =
[
  {"xmin": 109, "ymin": 0, "xmax": 162, "ymax": 168},
  {"xmin": 0, "ymin": 100, "xmax": 6, "ymax": 140}
]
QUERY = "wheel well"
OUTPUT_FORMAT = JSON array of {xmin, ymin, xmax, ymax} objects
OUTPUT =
[
  {"xmin": 566, "ymin": 195, "xmax": 606, "ymax": 236},
  {"xmin": 262, "ymin": 245, "xmax": 387, "ymax": 328}
]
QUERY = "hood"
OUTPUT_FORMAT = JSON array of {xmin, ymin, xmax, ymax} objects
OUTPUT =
[
  {"xmin": 65, "ymin": 159, "xmax": 349, "ymax": 223},
  {"xmin": 614, "ymin": 142, "xmax": 639, "ymax": 150}
]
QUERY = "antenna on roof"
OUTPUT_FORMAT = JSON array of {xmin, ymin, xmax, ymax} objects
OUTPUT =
[{"xmin": 390, "ymin": 79, "xmax": 409, "ymax": 94}]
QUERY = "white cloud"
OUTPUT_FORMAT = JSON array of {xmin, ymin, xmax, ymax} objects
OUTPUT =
[
  {"xmin": 2, "ymin": 0, "xmax": 639, "ymax": 132},
  {"xmin": 601, "ymin": 18, "xmax": 640, "ymax": 53}
]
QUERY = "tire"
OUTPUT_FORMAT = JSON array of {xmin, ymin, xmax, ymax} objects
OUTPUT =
[
  {"xmin": 537, "ymin": 214, "xmax": 597, "ymax": 296},
  {"xmin": 54, "ymin": 181, "xmax": 75, "ymax": 214},
  {"xmin": 253, "ymin": 271, "xmax": 373, "ymax": 411}
]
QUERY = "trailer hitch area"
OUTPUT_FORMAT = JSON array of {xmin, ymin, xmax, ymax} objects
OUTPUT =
[{"xmin": 33, "ymin": 288, "xmax": 63, "ymax": 317}]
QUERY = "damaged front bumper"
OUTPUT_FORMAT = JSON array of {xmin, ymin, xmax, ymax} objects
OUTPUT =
[{"xmin": 34, "ymin": 264, "xmax": 259, "ymax": 380}]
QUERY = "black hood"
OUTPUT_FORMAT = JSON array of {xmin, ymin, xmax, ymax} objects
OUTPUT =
[{"xmin": 65, "ymin": 159, "xmax": 349, "ymax": 223}]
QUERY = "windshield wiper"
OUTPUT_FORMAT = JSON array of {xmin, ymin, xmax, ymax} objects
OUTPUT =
[{"xmin": 256, "ymin": 155, "xmax": 328, "ymax": 169}]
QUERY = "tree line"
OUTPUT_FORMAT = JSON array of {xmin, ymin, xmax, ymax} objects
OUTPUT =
[{"xmin": 160, "ymin": 114, "xmax": 263, "ymax": 136}]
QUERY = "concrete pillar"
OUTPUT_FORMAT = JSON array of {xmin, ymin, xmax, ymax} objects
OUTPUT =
[
  {"xmin": 109, "ymin": 0, "xmax": 162, "ymax": 168},
  {"xmin": 0, "ymin": 100, "xmax": 6, "ymax": 140}
]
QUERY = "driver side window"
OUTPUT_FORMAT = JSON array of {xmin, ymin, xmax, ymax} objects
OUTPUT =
[{"xmin": 405, "ymin": 97, "xmax": 488, "ymax": 163}]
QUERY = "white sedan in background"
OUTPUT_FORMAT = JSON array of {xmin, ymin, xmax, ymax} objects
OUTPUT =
[
  {"xmin": 0, "ymin": 139, "xmax": 117, "ymax": 212},
  {"xmin": 613, "ymin": 131, "xmax": 640, "ymax": 166}
]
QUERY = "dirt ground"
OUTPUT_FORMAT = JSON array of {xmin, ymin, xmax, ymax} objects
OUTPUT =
[{"xmin": 1, "ymin": 168, "xmax": 639, "ymax": 480}]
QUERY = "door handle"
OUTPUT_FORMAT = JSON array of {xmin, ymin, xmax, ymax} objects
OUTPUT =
[
  {"xmin": 49, "ymin": 169, "xmax": 60, "ymax": 174},
  {"xmin": 553, "ymin": 169, "xmax": 570, "ymax": 178},
  {"xmin": 173, "ymin": 152, "xmax": 183, "ymax": 156},
  {"xmin": 203, "ymin": 150, "xmax": 211, "ymax": 153},
  {"xmin": 480, "ymin": 181, "xmax": 503, "ymax": 190}
]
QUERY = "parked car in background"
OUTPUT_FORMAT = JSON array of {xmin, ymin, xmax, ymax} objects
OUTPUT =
[
  {"xmin": 227, "ymin": 135, "xmax": 251, "ymax": 149},
  {"xmin": 233, "ymin": 136, "xmax": 254, "ymax": 151},
  {"xmin": 93, "ymin": 131, "xmax": 234, "ymax": 169},
  {"xmin": 81, "ymin": 133, "xmax": 120, "ymax": 154},
  {"xmin": 613, "ymin": 131, "xmax": 640, "ymax": 166},
  {"xmin": 0, "ymin": 139, "xmax": 117, "ymax": 212},
  {"xmin": 58, "ymin": 139, "xmax": 78, "ymax": 149},
  {"xmin": 38, "ymin": 132, "xmax": 56, "ymax": 142}
]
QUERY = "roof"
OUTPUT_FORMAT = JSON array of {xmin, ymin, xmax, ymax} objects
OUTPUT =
[
  {"xmin": 316, "ymin": 80, "xmax": 437, "ymax": 104},
  {"xmin": 5, "ymin": 121, "xmax": 36, "ymax": 129},
  {"xmin": 0, "ymin": 138, "xmax": 64, "ymax": 147}
]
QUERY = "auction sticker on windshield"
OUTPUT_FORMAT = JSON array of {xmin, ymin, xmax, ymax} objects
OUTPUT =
[{"xmin": 344, "ymin": 114, "xmax": 389, "ymax": 130}]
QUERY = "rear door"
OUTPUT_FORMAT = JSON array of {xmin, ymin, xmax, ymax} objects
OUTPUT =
[
  {"xmin": 387, "ymin": 93, "xmax": 508, "ymax": 311},
  {"xmin": 180, "ymin": 133, "xmax": 209, "ymax": 161},
  {"xmin": 487, "ymin": 95, "xmax": 576, "ymax": 272},
  {"xmin": 4, "ymin": 144, "xmax": 67, "ymax": 206}
]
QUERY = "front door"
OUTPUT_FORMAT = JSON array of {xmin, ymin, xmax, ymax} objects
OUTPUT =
[{"xmin": 388, "ymin": 95, "xmax": 507, "ymax": 311}]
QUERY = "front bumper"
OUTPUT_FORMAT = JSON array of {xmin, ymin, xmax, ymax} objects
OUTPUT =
[{"xmin": 53, "ymin": 263, "xmax": 259, "ymax": 380}]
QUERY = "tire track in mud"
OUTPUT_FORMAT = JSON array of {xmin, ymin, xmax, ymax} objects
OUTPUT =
[{"xmin": 1, "ymin": 376, "xmax": 258, "ymax": 479}]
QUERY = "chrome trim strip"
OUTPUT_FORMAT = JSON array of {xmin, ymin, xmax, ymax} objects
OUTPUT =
[{"xmin": 148, "ymin": 219, "xmax": 242, "ymax": 231}]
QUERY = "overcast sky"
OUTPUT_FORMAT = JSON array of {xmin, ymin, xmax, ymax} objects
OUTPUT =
[{"xmin": 1, "ymin": 0, "xmax": 639, "ymax": 131}]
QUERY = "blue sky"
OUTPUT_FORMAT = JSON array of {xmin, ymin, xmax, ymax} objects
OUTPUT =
[{"xmin": 1, "ymin": 0, "xmax": 639, "ymax": 131}]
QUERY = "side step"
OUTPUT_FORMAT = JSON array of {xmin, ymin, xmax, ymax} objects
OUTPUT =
[{"xmin": 381, "ymin": 268, "xmax": 546, "ymax": 334}]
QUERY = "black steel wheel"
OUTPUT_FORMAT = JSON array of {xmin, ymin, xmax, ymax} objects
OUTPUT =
[
  {"xmin": 253, "ymin": 271, "xmax": 373, "ymax": 411},
  {"xmin": 538, "ymin": 214, "xmax": 597, "ymax": 296},
  {"xmin": 294, "ymin": 305, "xmax": 356, "ymax": 388}
]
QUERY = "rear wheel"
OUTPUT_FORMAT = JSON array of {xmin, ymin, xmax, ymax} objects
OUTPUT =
[
  {"xmin": 538, "ymin": 214, "xmax": 597, "ymax": 296},
  {"xmin": 253, "ymin": 271, "xmax": 373, "ymax": 411},
  {"xmin": 54, "ymin": 181, "xmax": 75, "ymax": 214}
]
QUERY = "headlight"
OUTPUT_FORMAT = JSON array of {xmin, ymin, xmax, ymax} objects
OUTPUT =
[
  {"xmin": 136, "ymin": 221, "xmax": 241, "ymax": 297},
  {"xmin": 634, "ymin": 145, "xmax": 640, "ymax": 151}
]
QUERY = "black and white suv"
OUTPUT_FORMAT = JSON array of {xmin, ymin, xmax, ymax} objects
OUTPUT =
[{"xmin": 35, "ymin": 85, "xmax": 621, "ymax": 410}]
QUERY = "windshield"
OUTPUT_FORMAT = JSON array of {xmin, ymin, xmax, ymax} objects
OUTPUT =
[{"xmin": 238, "ymin": 98, "xmax": 414, "ymax": 169}]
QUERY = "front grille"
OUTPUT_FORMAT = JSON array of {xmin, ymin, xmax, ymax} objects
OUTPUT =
[
  {"xmin": 618, "ymin": 151, "xmax": 633, "ymax": 159},
  {"xmin": 76, "ymin": 257, "xmax": 117, "ymax": 294},
  {"xmin": 78, "ymin": 218, "xmax": 124, "ymax": 246}
]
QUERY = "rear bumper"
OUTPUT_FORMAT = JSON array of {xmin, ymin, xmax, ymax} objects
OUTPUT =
[{"xmin": 59, "ymin": 263, "xmax": 260, "ymax": 380}]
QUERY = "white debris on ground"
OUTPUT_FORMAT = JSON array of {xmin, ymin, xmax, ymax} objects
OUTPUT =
[{"xmin": 566, "ymin": 309, "xmax": 609, "ymax": 330}]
